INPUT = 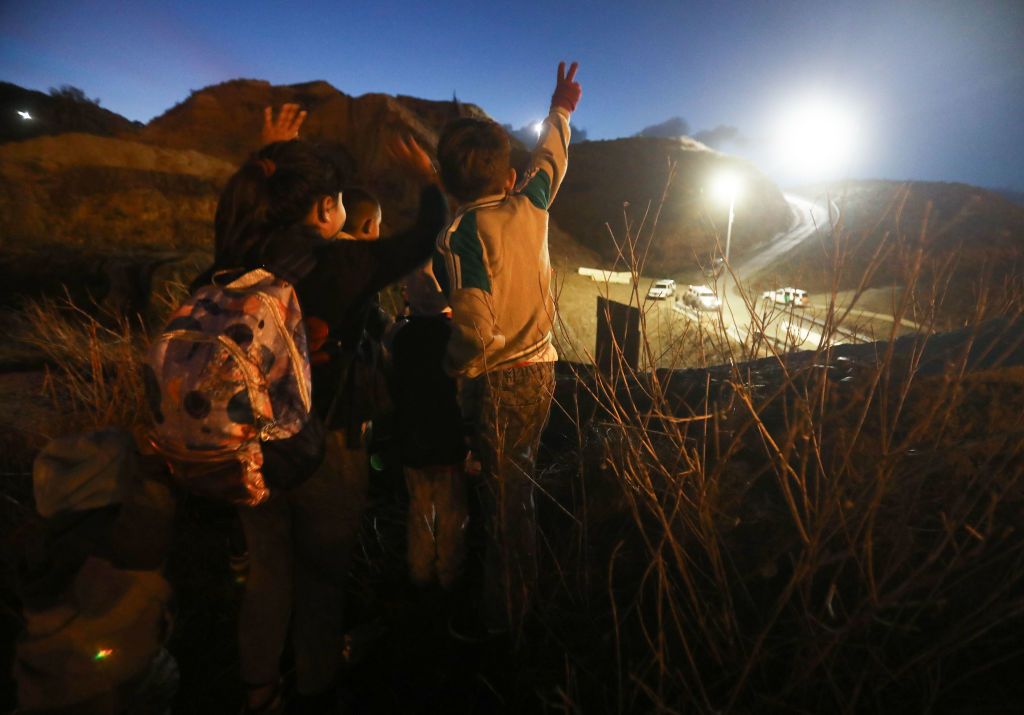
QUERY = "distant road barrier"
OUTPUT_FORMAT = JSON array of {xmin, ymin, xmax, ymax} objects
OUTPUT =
[{"xmin": 578, "ymin": 267, "xmax": 636, "ymax": 285}]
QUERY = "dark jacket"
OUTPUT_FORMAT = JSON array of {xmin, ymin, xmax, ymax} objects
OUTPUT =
[
  {"xmin": 390, "ymin": 314, "xmax": 467, "ymax": 468},
  {"xmin": 194, "ymin": 185, "xmax": 448, "ymax": 488}
]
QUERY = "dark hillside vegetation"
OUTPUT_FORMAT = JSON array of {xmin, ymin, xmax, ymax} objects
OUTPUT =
[{"xmin": 0, "ymin": 81, "xmax": 140, "ymax": 144}]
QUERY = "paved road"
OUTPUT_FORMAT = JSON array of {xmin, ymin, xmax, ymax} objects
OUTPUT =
[{"xmin": 669, "ymin": 194, "xmax": 844, "ymax": 355}]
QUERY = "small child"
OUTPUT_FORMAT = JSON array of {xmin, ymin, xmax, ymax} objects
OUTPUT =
[
  {"xmin": 432, "ymin": 62, "xmax": 581, "ymax": 633},
  {"xmin": 388, "ymin": 263, "xmax": 467, "ymax": 590},
  {"xmin": 14, "ymin": 429, "xmax": 177, "ymax": 715},
  {"xmin": 340, "ymin": 187, "xmax": 383, "ymax": 241}
]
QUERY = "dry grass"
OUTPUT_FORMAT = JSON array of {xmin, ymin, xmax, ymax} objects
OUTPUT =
[
  {"xmin": 536, "ymin": 172, "xmax": 1024, "ymax": 712},
  {"xmin": 9, "ymin": 280, "xmax": 189, "ymax": 438}
]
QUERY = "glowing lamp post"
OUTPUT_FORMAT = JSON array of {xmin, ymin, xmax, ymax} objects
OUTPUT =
[{"xmin": 711, "ymin": 172, "xmax": 742, "ymax": 263}]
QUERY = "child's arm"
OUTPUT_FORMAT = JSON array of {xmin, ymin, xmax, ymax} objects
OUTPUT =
[
  {"xmin": 363, "ymin": 135, "xmax": 447, "ymax": 291},
  {"xmin": 517, "ymin": 61, "xmax": 582, "ymax": 210}
]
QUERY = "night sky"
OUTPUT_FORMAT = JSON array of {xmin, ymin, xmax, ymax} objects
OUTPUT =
[{"xmin": 2, "ymin": 0, "xmax": 1022, "ymax": 191}]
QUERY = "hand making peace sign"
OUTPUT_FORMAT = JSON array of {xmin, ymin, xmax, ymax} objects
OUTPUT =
[{"xmin": 551, "ymin": 61, "xmax": 582, "ymax": 113}]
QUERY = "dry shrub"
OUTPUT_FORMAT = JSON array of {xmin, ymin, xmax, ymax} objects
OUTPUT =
[
  {"xmin": 13, "ymin": 281, "xmax": 188, "ymax": 436},
  {"xmin": 539, "ymin": 175, "xmax": 1024, "ymax": 712}
]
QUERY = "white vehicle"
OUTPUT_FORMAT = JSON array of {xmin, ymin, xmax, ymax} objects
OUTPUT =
[
  {"xmin": 762, "ymin": 287, "xmax": 809, "ymax": 308},
  {"xmin": 682, "ymin": 284, "xmax": 721, "ymax": 311},
  {"xmin": 647, "ymin": 279, "xmax": 676, "ymax": 300}
]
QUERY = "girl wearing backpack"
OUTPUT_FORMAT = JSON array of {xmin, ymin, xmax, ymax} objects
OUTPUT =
[{"xmin": 186, "ymin": 136, "xmax": 444, "ymax": 713}]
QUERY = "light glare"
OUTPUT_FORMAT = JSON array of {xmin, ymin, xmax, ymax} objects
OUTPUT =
[
  {"xmin": 711, "ymin": 172, "xmax": 742, "ymax": 203},
  {"xmin": 775, "ymin": 97, "xmax": 858, "ymax": 178}
]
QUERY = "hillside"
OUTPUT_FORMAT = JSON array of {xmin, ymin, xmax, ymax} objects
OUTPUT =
[
  {"xmin": 551, "ymin": 137, "xmax": 792, "ymax": 275},
  {"xmin": 0, "ymin": 81, "xmax": 140, "ymax": 144},
  {"xmin": 0, "ymin": 132, "xmax": 234, "ymax": 249},
  {"xmin": 759, "ymin": 180, "xmax": 1024, "ymax": 320},
  {"xmin": 138, "ymin": 79, "xmax": 494, "ymax": 229}
]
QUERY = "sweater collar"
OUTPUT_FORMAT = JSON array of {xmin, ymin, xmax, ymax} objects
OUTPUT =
[{"xmin": 455, "ymin": 191, "xmax": 508, "ymax": 217}]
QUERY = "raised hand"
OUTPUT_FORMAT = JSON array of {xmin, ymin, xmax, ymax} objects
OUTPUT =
[
  {"xmin": 385, "ymin": 132, "xmax": 437, "ymax": 185},
  {"xmin": 261, "ymin": 103, "xmax": 307, "ymax": 146},
  {"xmin": 550, "ymin": 61, "xmax": 581, "ymax": 113}
]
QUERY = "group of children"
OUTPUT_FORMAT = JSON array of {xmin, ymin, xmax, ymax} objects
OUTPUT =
[{"xmin": 12, "ymin": 61, "xmax": 581, "ymax": 714}]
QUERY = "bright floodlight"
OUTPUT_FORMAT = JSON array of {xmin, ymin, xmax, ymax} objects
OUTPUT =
[
  {"xmin": 775, "ymin": 96, "xmax": 858, "ymax": 177},
  {"xmin": 17, "ymin": 110, "xmax": 32, "ymax": 120},
  {"xmin": 711, "ymin": 172, "xmax": 742, "ymax": 203}
]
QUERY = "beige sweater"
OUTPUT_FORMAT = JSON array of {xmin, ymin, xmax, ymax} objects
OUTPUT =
[{"xmin": 434, "ymin": 106, "xmax": 570, "ymax": 378}]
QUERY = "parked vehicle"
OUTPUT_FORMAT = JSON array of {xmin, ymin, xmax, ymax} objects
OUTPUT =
[
  {"xmin": 762, "ymin": 287, "xmax": 809, "ymax": 308},
  {"xmin": 682, "ymin": 284, "xmax": 721, "ymax": 311},
  {"xmin": 647, "ymin": 279, "xmax": 677, "ymax": 300}
]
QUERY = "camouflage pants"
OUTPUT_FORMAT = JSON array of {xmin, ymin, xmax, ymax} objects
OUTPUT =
[{"xmin": 461, "ymin": 361, "xmax": 555, "ymax": 633}]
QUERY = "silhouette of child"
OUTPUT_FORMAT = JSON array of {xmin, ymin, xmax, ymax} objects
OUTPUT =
[{"xmin": 432, "ymin": 62, "xmax": 581, "ymax": 634}]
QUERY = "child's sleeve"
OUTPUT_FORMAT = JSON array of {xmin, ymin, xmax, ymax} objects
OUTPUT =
[
  {"xmin": 516, "ymin": 107, "xmax": 572, "ymax": 210},
  {"xmin": 436, "ymin": 212, "xmax": 504, "ymax": 378}
]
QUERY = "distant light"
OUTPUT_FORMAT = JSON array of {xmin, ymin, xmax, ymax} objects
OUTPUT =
[
  {"xmin": 17, "ymin": 110, "xmax": 32, "ymax": 120},
  {"xmin": 94, "ymin": 648, "xmax": 114, "ymax": 661},
  {"xmin": 532, "ymin": 121, "xmax": 544, "ymax": 136},
  {"xmin": 774, "ymin": 96, "xmax": 859, "ymax": 179},
  {"xmin": 711, "ymin": 172, "xmax": 742, "ymax": 203}
]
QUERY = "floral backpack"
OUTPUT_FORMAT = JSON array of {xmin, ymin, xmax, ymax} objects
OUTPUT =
[{"xmin": 144, "ymin": 268, "xmax": 312, "ymax": 506}]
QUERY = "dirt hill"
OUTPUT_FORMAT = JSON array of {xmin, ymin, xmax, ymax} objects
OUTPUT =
[
  {"xmin": 138, "ymin": 79, "xmax": 494, "ymax": 229},
  {"xmin": 551, "ymin": 137, "xmax": 793, "ymax": 275},
  {"xmin": 764, "ymin": 180, "xmax": 1024, "ymax": 320},
  {"xmin": 0, "ymin": 132, "xmax": 234, "ymax": 251},
  {"xmin": 0, "ymin": 82, "xmax": 141, "ymax": 145}
]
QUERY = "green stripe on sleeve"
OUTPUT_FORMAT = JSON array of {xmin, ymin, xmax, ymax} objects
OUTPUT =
[
  {"xmin": 520, "ymin": 169, "xmax": 553, "ymax": 210},
  {"xmin": 450, "ymin": 210, "xmax": 491, "ymax": 293}
]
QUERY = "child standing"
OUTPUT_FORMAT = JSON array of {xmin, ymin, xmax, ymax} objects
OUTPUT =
[
  {"xmin": 433, "ymin": 62, "xmax": 581, "ymax": 634},
  {"xmin": 191, "ymin": 132, "xmax": 444, "ymax": 713},
  {"xmin": 388, "ymin": 263, "xmax": 467, "ymax": 590}
]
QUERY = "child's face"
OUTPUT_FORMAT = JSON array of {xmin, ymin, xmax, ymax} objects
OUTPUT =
[{"xmin": 350, "ymin": 207, "xmax": 382, "ymax": 241}]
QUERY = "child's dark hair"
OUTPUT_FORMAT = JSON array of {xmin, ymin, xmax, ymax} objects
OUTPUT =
[
  {"xmin": 342, "ymin": 187, "xmax": 381, "ymax": 233},
  {"xmin": 437, "ymin": 118, "xmax": 511, "ymax": 203},
  {"xmin": 214, "ymin": 140, "xmax": 346, "ymax": 265}
]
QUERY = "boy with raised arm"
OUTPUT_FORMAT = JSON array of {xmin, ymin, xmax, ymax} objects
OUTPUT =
[{"xmin": 433, "ymin": 61, "xmax": 581, "ymax": 635}]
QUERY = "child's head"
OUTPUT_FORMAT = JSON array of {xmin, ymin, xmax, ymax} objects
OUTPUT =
[
  {"xmin": 437, "ymin": 118, "xmax": 515, "ymax": 204},
  {"xmin": 342, "ymin": 187, "xmax": 382, "ymax": 240},
  {"xmin": 214, "ymin": 140, "xmax": 347, "ymax": 265}
]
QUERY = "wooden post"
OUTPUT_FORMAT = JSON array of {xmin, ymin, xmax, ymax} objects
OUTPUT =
[{"xmin": 596, "ymin": 296, "xmax": 640, "ymax": 375}]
